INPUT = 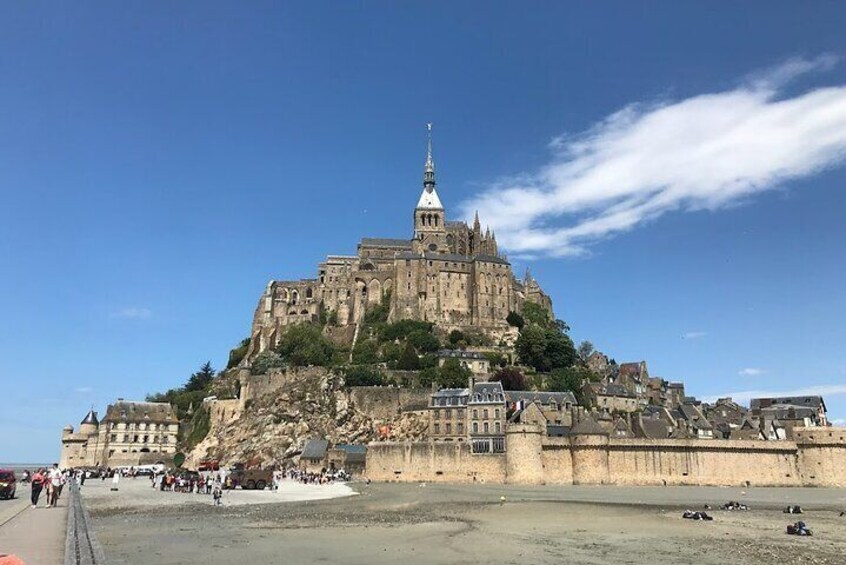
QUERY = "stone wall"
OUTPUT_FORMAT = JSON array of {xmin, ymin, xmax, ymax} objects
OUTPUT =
[
  {"xmin": 348, "ymin": 387, "xmax": 431, "ymax": 421},
  {"xmin": 366, "ymin": 441, "xmax": 506, "ymax": 483},
  {"xmin": 365, "ymin": 426, "xmax": 846, "ymax": 487}
]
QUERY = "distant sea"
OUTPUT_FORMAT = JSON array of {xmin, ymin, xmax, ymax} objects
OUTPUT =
[{"xmin": 0, "ymin": 463, "xmax": 50, "ymax": 477}]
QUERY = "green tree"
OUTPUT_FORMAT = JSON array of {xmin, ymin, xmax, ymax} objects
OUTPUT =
[
  {"xmin": 490, "ymin": 367, "xmax": 526, "ymax": 390},
  {"xmin": 545, "ymin": 366, "xmax": 594, "ymax": 404},
  {"xmin": 515, "ymin": 325, "xmax": 577, "ymax": 372},
  {"xmin": 351, "ymin": 339, "xmax": 380, "ymax": 364},
  {"xmin": 506, "ymin": 311, "xmax": 525, "ymax": 330},
  {"xmin": 226, "ymin": 338, "xmax": 251, "ymax": 369},
  {"xmin": 577, "ymin": 340, "xmax": 595, "ymax": 363},
  {"xmin": 484, "ymin": 351, "xmax": 507, "ymax": 369},
  {"xmin": 185, "ymin": 361, "xmax": 215, "ymax": 392},
  {"xmin": 447, "ymin": 330, "xmax": 467, "ymax": 347},
  {"xmin": 437, "ymin": 358, "xmax": 472, "ymax": 388},
  {"xmin": 251, "ymin": 351, "xmax": 285, "ymax": 375},
  {"xmin": 418, "ymin": 366, "xmax": 439, "ymax": 387},
  {"xmin": 276, "ymin": 323, "xmax": 335, "ymax": 367},
  {"xmin": 408, "ymin": 329, "xmax": 440, "ymax": 353},
  {"xmin": 379, "ymin": 319, "xmax": 434, "ymax": 343},
  {"xmin": 344, "ymin": 365, "xmax": 385, "ymax": 387},
  {"xmin": 396, "ymin": 341, "xmax": 420, "ymax": 370},
  {"xmin": 522, "ymin": 302, "xmax": 552, "ymax": 328}
]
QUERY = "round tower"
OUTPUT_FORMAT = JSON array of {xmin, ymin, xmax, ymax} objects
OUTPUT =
[
  {"xmin": 569, "ymin": 416, "xmax": 610, "ymax": 485},
  {"xmin": 506, "ymin": 423, "xmax": 544, "ymax": 484},
  {"xmin": 62, "ymin": 424, "xmax": 74, "ymax": 438},
  {"xmin": 79, "ymin": 409, "xmax": 99, "ymax": 436}
]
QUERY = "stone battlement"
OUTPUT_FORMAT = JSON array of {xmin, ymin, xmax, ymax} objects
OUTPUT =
[{"xmin": 366, "ymin": 427, "xmax": 846, "ymax": 487}]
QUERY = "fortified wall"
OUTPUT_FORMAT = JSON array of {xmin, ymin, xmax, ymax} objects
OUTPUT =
[{"xmin": 366, "ymin": 425, "xmax": 846, "ymax": 487}]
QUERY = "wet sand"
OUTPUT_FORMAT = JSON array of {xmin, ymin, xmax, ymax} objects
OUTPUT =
[{"xmin": 84, "ymin": 481, "xmax": 846, "ymax": 565}]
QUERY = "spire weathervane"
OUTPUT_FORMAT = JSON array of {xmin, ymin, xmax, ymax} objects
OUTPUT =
[{"xmin": 423, "ymin": 122, "xmax": 436, "ymax": 190}]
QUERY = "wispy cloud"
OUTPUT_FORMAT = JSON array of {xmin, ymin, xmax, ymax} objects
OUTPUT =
[
  {"xmin": 705, "ymin": 384, "xmax": 846, "ymax": 404},
  {"xmin": 110, "ymin": 307, "xmax": 152, "ymax": 320},
  {"xmin": 682, "ymin": 331, "xmax": 707, "ymax": 340},
  {"xmin": 461, "ymin": 55, "xmax": 846, "ymax": 257},
  {"xmin": 74, "ymin": 387, "xmax": 93, "ymax": 393},
  {"xmin": 738, "ymin": 367, "xmax": 766, "ymax": 376},
  {"xmin": 832, "ymin": 418, "xmax": 845, "ymax": 426}
]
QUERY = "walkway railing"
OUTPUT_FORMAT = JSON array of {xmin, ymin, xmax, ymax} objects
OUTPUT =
[{"xmin": 64, "ymin": 480, "xmax": 108, "ymax": 565}]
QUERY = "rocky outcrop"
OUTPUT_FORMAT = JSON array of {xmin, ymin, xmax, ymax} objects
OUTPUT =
[{"xmin": 188, "ymin": 369, "xmax": 428, "ymax": 467}]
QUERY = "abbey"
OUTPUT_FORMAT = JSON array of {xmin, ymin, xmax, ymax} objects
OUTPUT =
[{"xmin": 247, "ymin": 127, "xmax": 551, "ymax": 358}]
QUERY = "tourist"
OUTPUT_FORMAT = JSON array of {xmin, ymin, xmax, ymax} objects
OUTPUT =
[
  {"xmin": 30, "ymin": 468, "xmax": 45, "ymax": 508},
  {"xmin": 46, "ymin": 463, "xmax": 63, "ymax": 507}
]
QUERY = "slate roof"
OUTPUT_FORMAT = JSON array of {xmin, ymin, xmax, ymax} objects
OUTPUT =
[
  {"xmin": 570, "ymin": 416, "xmax": 608, "ymax": 436},
  {"xmin": 505, "ymin": 391, "xmax": 577, "ymax": 406},
  {"xmin": 470, "ymin": 381, "xmax": 505, "ymax": 402},
  {"xmin": 546, "ymin": 424, "xmax": 570, "ymax": 437},
  {"xmin": 759, "ymin": 404, "xmax": 817, "ymax": 420},
  {"xmin": 80, "ymin": 409, "xmax": 99, "ymax": 426},
  {"xmin": 637, "ymin": 416, "xmax": 671, "ymax": 439},
  {"xmin": 334, "ymin": 444, "xmax": 367, "ymax": 464},
  {"xmin": 431, "ymin": 387, "xmax": 470, "ymax": 399},
  {"xmin": 751, "ymin": 396, "xmax": 826, "ymax": 412},
  {"xmin": 594, "ymin": 383, "xmax": 636, "ymax": 399},
  {"xmin": 301, "ymin": 438, "xmax": 329, "ymax": 460},
  {"xmin": 359, "ymin": 238, "xmax": 412, "ymax": 248},
  {"xmin": 438, "ymin": 349, "xmax": 487, "ymax": 360},
  {"xmin": 103, "ymin": 401, "xmax": 178, "ymax": 424}
]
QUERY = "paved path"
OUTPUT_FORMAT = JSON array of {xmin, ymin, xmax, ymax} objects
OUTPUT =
[{"xmin": 0, "ymin": 490, "xmax": 68, "ymax": 565}]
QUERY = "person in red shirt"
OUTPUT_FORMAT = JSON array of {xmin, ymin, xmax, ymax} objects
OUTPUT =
[{"xmin": 30, "ymin": 468, "xmax": 45, "ymax": 508}]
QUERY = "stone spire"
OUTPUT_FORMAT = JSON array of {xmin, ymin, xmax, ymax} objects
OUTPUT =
[
  {"xmin": 423, "ymin": 122, "xmax": 435, "ymax": 191},
  {"xmin": 473, "ymin": 211, "xmax": 480, "ymax": 232}
]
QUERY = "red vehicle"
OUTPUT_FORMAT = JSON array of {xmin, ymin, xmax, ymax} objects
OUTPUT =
[
  {"xmin": 0, "ymin": 469, "xmax": 16, "ymax": 500},
  {"xmin": 198, "ymin": 460, "xmax": 220, "ymax": 472}
]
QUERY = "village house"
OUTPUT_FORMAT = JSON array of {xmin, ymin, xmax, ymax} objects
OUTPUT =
[
  {"xmin": 429, "ymin": 387, "xmax": 469, "ymax": 441},
  {"xmin": 436, "ymin": 349, "xmax": 490, "ymax": 376},
  {"xmin": 468, "ymin": 381, "xmax": 507, "ymax": 453},
  {"xmin": 751, "ymin": 396, "xmax": 828, "ymax": 426},
  {"xmin": 582, "ymin": 382, "xmax": 639, "ymax": 413}
]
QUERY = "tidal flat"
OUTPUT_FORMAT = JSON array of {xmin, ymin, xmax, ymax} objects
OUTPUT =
[{"xmin": 84, "ymin": 480, "xmax": 846, "ymax": 565}]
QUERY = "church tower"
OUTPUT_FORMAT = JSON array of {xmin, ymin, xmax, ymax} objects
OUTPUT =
[{"xmin": 413, "ymin": 124, "xmax": 448, "ymax": 253}]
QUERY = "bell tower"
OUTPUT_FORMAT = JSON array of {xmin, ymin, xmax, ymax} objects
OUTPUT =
[{"xmin": 413, "ymin": 123, "xmax": 448, "ymax": 253}]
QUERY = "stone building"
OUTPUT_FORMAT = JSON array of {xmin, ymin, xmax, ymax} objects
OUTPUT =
[
  {"xmin": 436, "ymin": 349, "xmax": 490, "ymax": 376},
  {"xmin": 429, "ymin": 387, "xmax": 469, "ymax": 441},
  {"xmin": 246, "ymin": 126, "xmax": 552, "ymax": 360},
  {"xmin": 581, "ymin": 382, "xmax": 639, "ymax": 413},
  {"xmin": 468, "ymin": 381, "xmax": 506, "ymax": 453},
  {"xmin": 60, "ymin": 401, "xmax": 180, "ymax": 468},
  {"xmin": 750, "ymin": 395, "xmax": 828, "ymax": 427}
]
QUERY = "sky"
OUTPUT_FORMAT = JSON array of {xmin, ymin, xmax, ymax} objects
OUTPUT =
[{"xmin": 2, "ymin": 2, "xmax": 846, "ymax": 463}]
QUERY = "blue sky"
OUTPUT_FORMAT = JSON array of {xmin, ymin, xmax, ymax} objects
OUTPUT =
[{"xmin": 2, "ymin": 2, "xmax": 846, "ymax": 462}]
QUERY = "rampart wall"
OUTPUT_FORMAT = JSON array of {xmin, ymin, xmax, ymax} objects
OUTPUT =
[
  {"xmin": 366, "ymin": 426, "xmax": 846, "ymax": 487},
  {"xmin": 348, "ymin": 387, "xmax": 431, "ymax": 421}
]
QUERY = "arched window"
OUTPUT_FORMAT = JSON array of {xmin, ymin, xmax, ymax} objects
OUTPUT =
[
  {"xmin": 305, "ymin": 287, "xmax": 313, "ymax": 299},
  {"xmin": 434, "ymin": 215, "xmax": 439, "ymax": 226}
]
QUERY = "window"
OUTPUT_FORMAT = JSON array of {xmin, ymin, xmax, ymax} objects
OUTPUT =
[
  {"xmin": 434, "ymin": 409, "xmax": 440, "ymax": 420},
  {"xmin": 458, "ymin": 423, "xmax": 464, "ymax": 434},
  {"xmin": 473, "ymin": 409, "xmax": 478, "ymax": 420},
  {"xmin": 484, "ymin": 422, "xmax": 489, "ymax": 433},
  {"xmin": 495, "ymin": 422, "xmax": 501, "ymax": 433},
  {"xmin": 446, "ymin": 423, "xmax": 452, "ymax": 434},
  {"xmin": 495, "ymin": 409, "xmax": 500, "ymax": 419},
  {"xmin": 483, "ymin": 409, "xmax": 489, "ymax": 419},
  {"xmin": 434, "ymin": 423, "xmax": 440, "ymax": 434},
  {"xmin": 472, "ymin": 422, "xmax": 478, "ymax": 433}
]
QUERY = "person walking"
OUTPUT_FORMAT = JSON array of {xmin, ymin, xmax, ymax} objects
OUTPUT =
[
  {"xmin": 46, "ymin": 464, "xmax": 63, "ymax": 508},
  {"xmin": 30, "ymin": 468, "xmax": 45, "ymax": 508}
]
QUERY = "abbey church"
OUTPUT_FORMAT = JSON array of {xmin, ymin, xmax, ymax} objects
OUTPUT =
[{"xmin": 247, "ymin": 127, "xmax": 552, "ymax": 358}]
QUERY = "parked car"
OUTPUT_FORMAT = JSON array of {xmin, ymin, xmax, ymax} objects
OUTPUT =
[{"xmin": 0, "ymin": 469, "xmax": 17, "ymax": 500}]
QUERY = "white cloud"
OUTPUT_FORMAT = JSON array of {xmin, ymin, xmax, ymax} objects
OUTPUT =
[
  {"xmin": 460, "ymin": 55, "xmax": 846, "ymax": 257},
  {"xmin": 110, "ymin": 307, "xmax": 152, "ymax": 320},
  {"xmin": 832, "ymin": 418, "xmax": 845, "ymax": 426},
  {"xmin": 738, "ymin": 367, "xmax": 766, "ymax": 376},
  {"xmin": 682, "ymin": 331, "xmax": 707, "ymax": 340},
  {"xmin": 704, "ymin": 383, "xmax": 846, "ymax": 404},
  {"xmin": 74, "ymin": 387, "xmax": 93, "ymax": 393}
]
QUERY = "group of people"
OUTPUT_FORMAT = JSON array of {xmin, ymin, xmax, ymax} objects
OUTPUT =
[
  {"xmin": 24, "ymin": 464, "xmax": 66, "ymax": 509},
  {"xmin": 152, "ymin": 472, "xmax": 224, "ymax": 505},
  {"xmin": 281, "ymin": 468, "xmax": 347, "ymax": 486}
]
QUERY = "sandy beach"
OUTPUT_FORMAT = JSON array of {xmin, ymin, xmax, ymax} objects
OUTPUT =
[{"xmin": 83, "ymin": 480, "xmax": 846, "ymax": 565}]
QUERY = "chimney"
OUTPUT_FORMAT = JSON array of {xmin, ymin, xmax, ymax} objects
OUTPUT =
[{"xmin": 468, "ymin": 375, "xmax": 476, "ymax": 390}]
